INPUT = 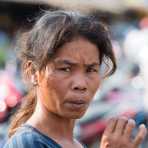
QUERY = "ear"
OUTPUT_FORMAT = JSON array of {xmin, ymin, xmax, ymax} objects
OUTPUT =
[
  {"xmin": 26, "ymin": 61, "xmax": 38, "ymax": 86},
  {"xmin": 32, "ymin": 63, "xmax": 53, "ymax": 86},
  {"xmin": 23, "ymin": 60, "xmax": 35, "ymax": 81}
]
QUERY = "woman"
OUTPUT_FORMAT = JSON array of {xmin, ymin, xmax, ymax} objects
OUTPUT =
[{"xmin": 4, "ymin": 10, "xmax": 146, "ymax": 148}]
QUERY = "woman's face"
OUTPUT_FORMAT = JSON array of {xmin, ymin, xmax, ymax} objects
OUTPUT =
[{"xmin": 36, "ymin": 37, "xmax": 101, "ymax": 119}]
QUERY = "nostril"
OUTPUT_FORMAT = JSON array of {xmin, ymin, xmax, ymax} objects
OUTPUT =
[{"xmin": 73, "ymin": 86, "xmax": 87, "ymax": 92}]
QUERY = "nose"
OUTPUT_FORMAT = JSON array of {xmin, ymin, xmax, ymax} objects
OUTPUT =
[{"xmin": 71, "ymin": 73, "xmax": 87, "ymax": 92}]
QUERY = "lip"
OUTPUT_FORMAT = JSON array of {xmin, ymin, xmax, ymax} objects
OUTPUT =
[
  {"xmin": 67, "ymin": 100, "xmax": 86, "ymax": 104},
  {"xmin": 64, "ymin": 99, "xmax": 88, "ymax": 110}
]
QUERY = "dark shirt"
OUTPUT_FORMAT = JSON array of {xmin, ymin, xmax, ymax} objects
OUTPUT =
[
  {"xmin": 3, "ymin": 124, "xmax": 62, "ymax": 148},
  {"xmin": 3, "ymin": 124, "xmax": 87, "ymax": 148}
]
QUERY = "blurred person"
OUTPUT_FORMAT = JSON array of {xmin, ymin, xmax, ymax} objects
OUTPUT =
[
  {"xmin": 3, "ymin": 10, "xmax": 147, "ymax": 148},
  {"xmin": 124, "ymin": 26, "xmax": 148, "ymax": 111}
]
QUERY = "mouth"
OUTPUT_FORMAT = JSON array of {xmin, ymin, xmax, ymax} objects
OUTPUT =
[{"xmin": 64, "ymin": 99, "xmax": 88, "ymax": 110}]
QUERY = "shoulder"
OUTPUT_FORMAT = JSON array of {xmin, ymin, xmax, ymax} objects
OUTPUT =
[{"xmin": 3, "ymin": 125, "xmax": 50, "ymax": 148}]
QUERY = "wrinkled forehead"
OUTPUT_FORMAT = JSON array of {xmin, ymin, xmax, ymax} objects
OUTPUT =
[{"xmin": 52, "ymin": 37, "xmax": 100, "ymax": 65}]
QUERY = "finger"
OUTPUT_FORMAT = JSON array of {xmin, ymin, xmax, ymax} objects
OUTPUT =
[
  {"xmin": 104, "ymin": 117, "xmax": 117, "ymax": 135},
  {"xmin": 133, "ymin": 124, "xmax": 147, "ymax": 147},
  {"xmin": 124, "ymin": 119, "xmax": 136, "ymax": 138},
  {"xmin": 114, "ymin": 116, "xmax": 128, "ymax": 135}
]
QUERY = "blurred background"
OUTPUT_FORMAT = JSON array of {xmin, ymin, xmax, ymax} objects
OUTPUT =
[{"xmin": 0, "ymin": 0, "xmax": 148, "ymax": 148}]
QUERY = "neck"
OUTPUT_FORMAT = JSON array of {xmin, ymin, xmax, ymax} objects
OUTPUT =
[{"xmin": 26, "ymin": 100, "xmax": 76, "ymax": 142}]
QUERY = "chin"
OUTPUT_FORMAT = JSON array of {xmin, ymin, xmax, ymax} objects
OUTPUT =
[{"xmin": 63, "ymin": 111, "xmax": 86, "ymax": 119}]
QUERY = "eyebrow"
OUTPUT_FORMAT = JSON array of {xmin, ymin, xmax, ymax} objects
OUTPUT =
[{"xmin": 54, "ymin": 59, "xmax": 100, "ymax": 67}]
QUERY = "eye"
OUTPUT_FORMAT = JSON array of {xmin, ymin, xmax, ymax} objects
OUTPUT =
[
  {"xmin": 58, "ymin": 67, "xmax": 71, "ymax": 72},
  {"xmin": 86, "ymin": 67, "xmax": 98, "ymax": 73}
]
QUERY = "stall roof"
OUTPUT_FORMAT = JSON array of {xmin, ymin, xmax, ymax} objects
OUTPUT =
[
  {"xmin": 1, "ymin": 0, "xmax": 148, "ymax": 13},
  {"xmin": 0, "ymin": 0, "xmax": 126, "ymax": 13}
]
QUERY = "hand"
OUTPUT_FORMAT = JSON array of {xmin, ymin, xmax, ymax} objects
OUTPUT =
[{"xmin": 100, "ymin": 117, "xmax": 147, "ymax": 148}]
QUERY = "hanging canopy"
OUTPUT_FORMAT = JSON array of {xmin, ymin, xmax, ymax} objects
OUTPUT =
[{"xmin": 1, "ymin": 0, "xmax": 148, "ymax": 13}]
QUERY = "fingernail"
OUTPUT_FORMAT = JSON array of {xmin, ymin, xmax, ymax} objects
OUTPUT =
[
  {"xmin": 139, "ymin": 124, "xmax": 147, "ymax": 136},
  {"xmin": 128, "ymin": 119, "xmax": 136, "ymax": 125},
  {"xmin": 139, "ymin": 124, "xmax": 146, "ymax": 129}
]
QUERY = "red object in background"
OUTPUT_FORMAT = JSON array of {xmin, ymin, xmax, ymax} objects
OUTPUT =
[
  {"xmin": 5, "ymin": 85, "xmax": 21, "ymax": 108},
  {"xmin": 120, "ymin": 109, "xmax": 136, "ymax": 118},
  {"xmin": 80, "ymin": 120, "xmax": 106, "ymax": 143},
  {"xmin": 0, "ymin": 72, "xmax": 22, "ymax": 121},
  {"xmin": 0, "ymin": 100, "xmax": 7, "ymax": 122},
  {"xmin": 140, "ymin": 17, "xmax": 148, "ymax": 29}
]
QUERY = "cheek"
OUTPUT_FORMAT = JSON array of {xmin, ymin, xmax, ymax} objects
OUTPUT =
[
  {"xmin": 38, "ymin": 75, "xmax": 60, "ymax": 111},
  {"xmin": 47, "ymin": 76, "xmax": 68, "ymax": 101},
  {"xmin": 39, "ymin": 79, "xmax": 58, "ymax": 111},
  {"xmin": 89, "ymin": 76, "xmax": 101, "ymax": 95}
]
